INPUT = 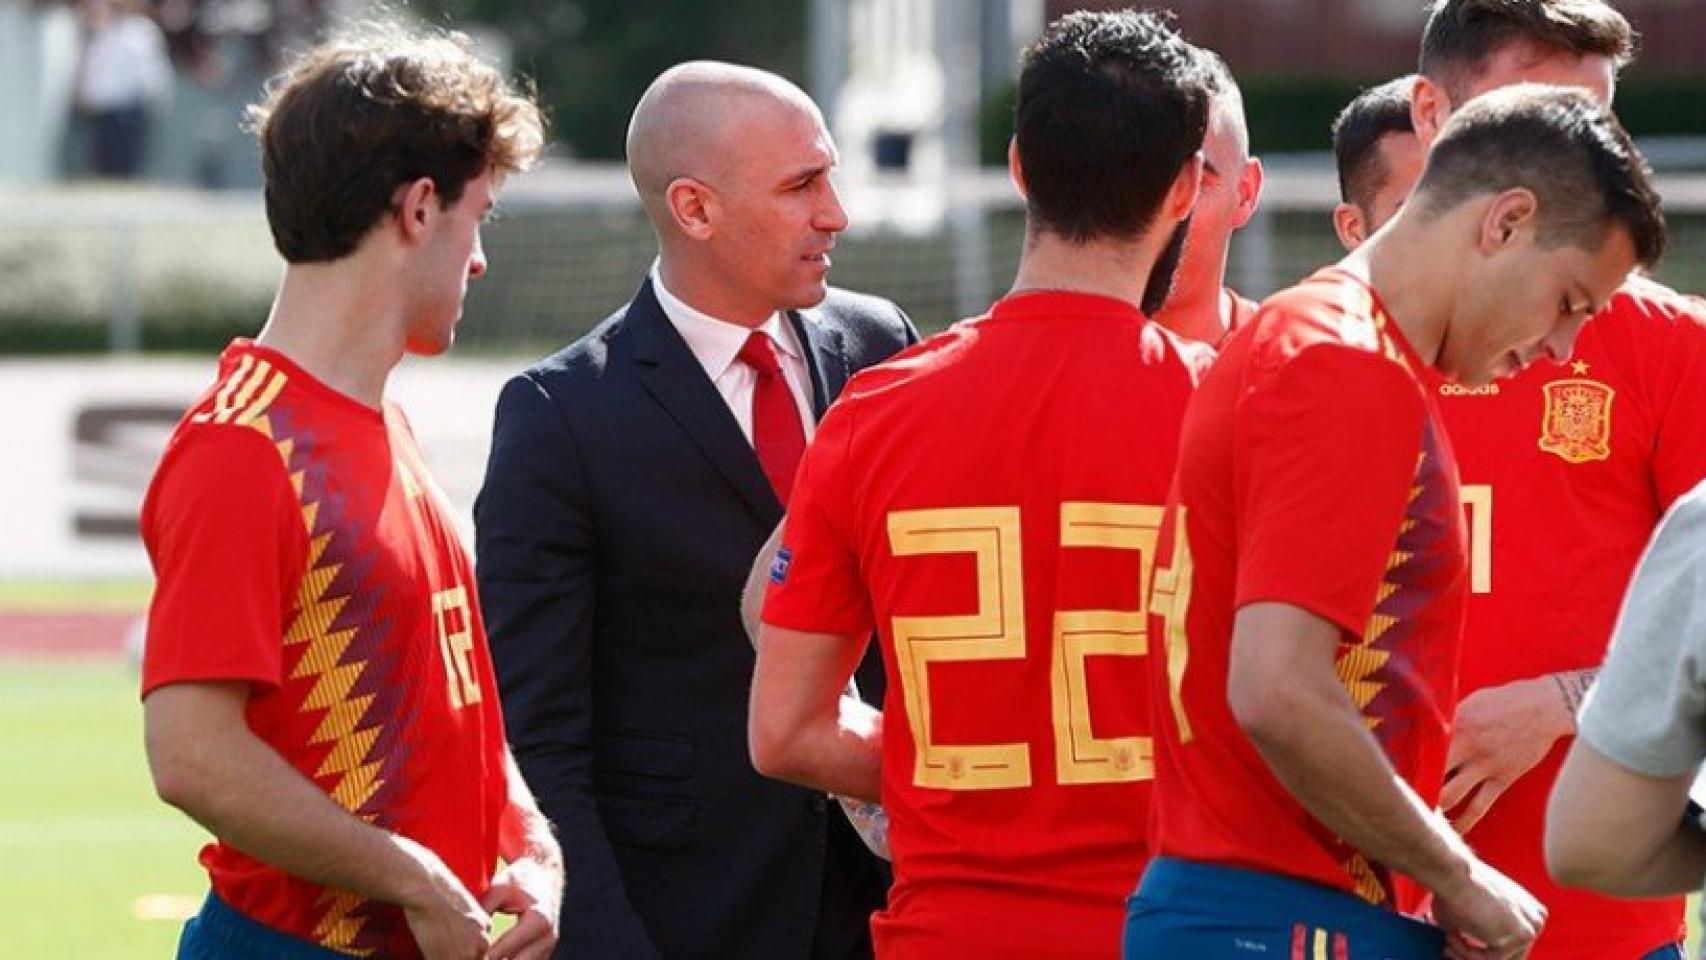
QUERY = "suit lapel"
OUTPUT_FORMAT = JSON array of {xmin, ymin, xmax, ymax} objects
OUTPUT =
[
  {"xmin": 630, "ymin": 279, "xmax": 782, "ymax": 526},
  {"xmin": 789, "ymin": 307, "xmax": 849, "ymax": 419}
]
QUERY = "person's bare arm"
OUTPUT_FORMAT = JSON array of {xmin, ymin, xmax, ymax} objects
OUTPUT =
[
  {"xmin": 748, "ymin": 624, "xmax": 882, "ymax": 803},
  {"xmin": 1229, "ymin": 602, "xmax": 1544, "ymax": 958},
  {"xmin": 485, "ymin": 751, "xmax": 564, "ymax": 960},
  {"xmin": 1441, "ymin": 667, "xmax": 1595, "ymax": 834},
  {"xmin": 741, "ymin": 523, "xmax": 784, "ymax": 647},
  {"xmin": 144, "ymin": 681, "xmax": 489, "ymax": 960},
  {"xmin": 1547, "ymin": 736, "xmax": 1706, "ymax": 896}
]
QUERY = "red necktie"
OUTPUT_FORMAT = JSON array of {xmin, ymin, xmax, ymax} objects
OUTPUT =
[{"xmin": 737, "ymin": 331, "xmax": 807, "ymax": 505}]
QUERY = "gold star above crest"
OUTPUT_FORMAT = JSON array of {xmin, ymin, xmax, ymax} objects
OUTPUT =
[{"xmin": 1571, "ymin": 360, "xmax": 1590, "ymax": 375}]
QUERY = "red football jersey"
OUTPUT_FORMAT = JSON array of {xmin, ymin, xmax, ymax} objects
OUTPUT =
[
  {"xmin": 1439, "ymin": 276, "xmax": 1706, "ymax": 958},
  {"xmin": 142, "ymin": 341, "xmax": 510, "ymax": 958},
  {"xmin": 763, "ymin": 292, "xmax": 1211, "ymax": 958},
  {"xmin": 1148, "ymin": 268, "xmax": 1466, "ymax": 912}
]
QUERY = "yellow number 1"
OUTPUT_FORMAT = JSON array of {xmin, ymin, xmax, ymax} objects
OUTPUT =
[{"xmin": 1459, "ymin": 485, "xmax": 1493, "ymax": 595}]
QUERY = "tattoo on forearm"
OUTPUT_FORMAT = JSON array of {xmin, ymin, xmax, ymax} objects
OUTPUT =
[{"xmin": 1553, "ymin": 669, "xmax": 1598, "ymax": 720}]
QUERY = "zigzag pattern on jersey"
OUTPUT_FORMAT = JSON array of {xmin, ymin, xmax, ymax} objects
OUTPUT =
[
  {"xmin": 205, "ymin": 355, "xmax": 417, "ymax": 956},
  {"xmin": 1330, "ymin": 417, "xmax": 1458, "ymax": 907}
]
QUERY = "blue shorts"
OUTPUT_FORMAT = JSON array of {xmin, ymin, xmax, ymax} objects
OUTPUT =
[
  {"xmin": 1640, "ymin": 944, "xmax": 1685, "ymax": 960},
  {"xmin": 1124, "ymin": 858, "xmax": 1446, "ymax": 960},
  {"xmin": 177, "ymin": 893, "xmax": 355, "ymax": 959}
]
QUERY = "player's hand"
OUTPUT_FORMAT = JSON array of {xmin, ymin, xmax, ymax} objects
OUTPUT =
[
  {"xmin": 1431, "ymin": 856, "xmax": 1545, "ymax": 960},
  {"xmin": 396, "ymin": 836, "xmax": 492, "ymax": 960},
  {"xmin": 483, "ymin": 852, "xmax": 563, "ymax": 960},
  {"xmin": 1442, "ymin": 677, "xmax": 1572, "ymax": 835}
]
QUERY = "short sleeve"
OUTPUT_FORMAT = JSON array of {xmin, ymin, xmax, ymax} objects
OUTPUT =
[
  {"xmin": 140, "ymin": 425, "xmax": 308, "ymax": 697},
  {"xmin": 1578, "ymin": 482, "xmax": 1706, "ymax": 777},
  {"xmin": 1234, "ymin": 345, "xmax": 1428, "ymax": 636},
  {"xmin": 761, "ymin": 401, "xmax": 874, "ymax": 637},
  {"xmin": 1651, "ymin": 298, "xmax": 1706, "ymax": 509}
]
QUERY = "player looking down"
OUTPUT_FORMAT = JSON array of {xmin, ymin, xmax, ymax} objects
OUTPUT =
[{"xmin": 1129, "ymin": 84, "xmax": 1664, "ymax": 960}]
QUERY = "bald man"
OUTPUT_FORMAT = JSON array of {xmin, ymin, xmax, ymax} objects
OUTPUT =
[
  {"xmin": 475, "ymin": 62, "xmax": 916, "ymax": 959},
  {"xmin": 1152, "ymin": 48, "xmax": 1263, "ymax": 346}
]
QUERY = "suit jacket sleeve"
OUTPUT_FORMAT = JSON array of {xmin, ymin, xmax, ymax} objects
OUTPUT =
[
  {"xmin": 896, "ymin": 303, "xmax": 921, "ymax": 346},
  {"xmin": 475, "ymin": 373, "xmax": 660, "ymax": 958}
]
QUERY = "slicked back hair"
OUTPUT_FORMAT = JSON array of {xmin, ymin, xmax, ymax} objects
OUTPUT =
[
  {"xmin": 1419, "ymin": 0, "xmax": 1634, "ymax": 104},
  {"xmin": 1332, "ymin": 76, "xmax": 1417, "ymax": 211},
  {"xmin": 248, "ymin": 21, "xmax": 546, "ymax": 264},
  {"xmin": 1415, "ymin": 85, "xmax": 1664, "ymax": 268},
  {"xmin": 1015, "ymin": 9, "xmax": 1212, "ymax": 244}
]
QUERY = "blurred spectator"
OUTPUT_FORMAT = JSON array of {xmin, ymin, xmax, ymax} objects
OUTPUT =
[{"xmin": 76, "ymin": 0, "xmax": 173, "ymax": 178}]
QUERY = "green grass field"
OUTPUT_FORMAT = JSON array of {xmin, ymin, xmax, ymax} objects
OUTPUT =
[
  {"xmin": 0, "ymin": 659, "xmax": 207, "ymax": 956},
  {"xmin": 0, "ymin": 638, "xmax": 1699, "ymax": 955}
]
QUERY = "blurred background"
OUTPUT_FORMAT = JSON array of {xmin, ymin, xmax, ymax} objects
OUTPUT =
[{"xmin": 1, "ymin": 0, "xmax": 1703, "ymax": 954}]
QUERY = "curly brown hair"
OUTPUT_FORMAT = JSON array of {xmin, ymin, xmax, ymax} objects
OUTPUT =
[{"xmin": 247, "ymin": 21, "xmax": 546, "ymax": 263}]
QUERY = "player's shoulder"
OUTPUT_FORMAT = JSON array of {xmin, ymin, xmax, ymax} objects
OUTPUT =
[
  {"xmin": 836, "ymin": 321, "xmax": 976, "ymax": 407},
  {"xmin": 1599, "ymin": 274, "xmax": 1706, "ymax": 333},
  {"xmin": 1246, "ymin": 269, "xmax": 1395, "ymax": 364},
  {"xmin": 149, "ymin": 377, "xmax": 295, "ymax": 520}
]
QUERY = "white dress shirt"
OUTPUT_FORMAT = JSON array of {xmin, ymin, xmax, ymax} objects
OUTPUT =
[{"xmin": 651, "ymin": 264, "xmax": 817, "ymax": 445}]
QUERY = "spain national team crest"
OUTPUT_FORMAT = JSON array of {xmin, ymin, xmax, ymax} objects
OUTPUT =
[{"xmin": 1538, "ymin": 376, "xmax": 1614, "ymax": 464}]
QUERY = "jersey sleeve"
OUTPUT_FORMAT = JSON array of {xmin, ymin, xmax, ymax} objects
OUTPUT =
[
  {"xmin": 1234, "ymin": 344, "xmax": 1428, "ymax": 636},
  {"xmin": 760, "ymin": 400, "xmax": 874, "ymax": 637},
  {"xmin": 1578, "ymin": 482, "xmax": 1706, "ymax": 777},
  {"xmin": 140, "ymin": 424, "xmax": 308, "ymax": 697},
  {"xmin": 1649, "ymin": 296, "xmax": 1706, "ymax": 509}
]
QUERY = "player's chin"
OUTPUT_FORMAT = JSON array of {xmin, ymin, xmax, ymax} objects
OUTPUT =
[{"xmin": 405, "ymin": 324, "xmax": 457, "ymax": 357}]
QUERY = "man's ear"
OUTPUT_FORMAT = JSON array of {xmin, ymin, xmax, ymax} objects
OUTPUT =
[
  {"xmin": 1007, "ymin": 137, "xmax": 1028, "ymax": 201},
  {"xmin": 1232, "ymin": 157, "xmax": 1264, "ymax": 230},
  {"xmin": 1478, "ymin": 187, "xmax": 1538, "ymax": 255},
  {"xmin": 395, "ymin": 176, "xmax": 438, "ymax": 245},
  {"xmin": 1411, "ymin": 74, "xmax": 1451, "ymax": 149},
  {"xmin": 666, "ymin": 177, "xmax": 716, "ymax": 241},
  {"xmin": 1164, "ymin": 151, "xmax": 1204, "ymax": 222},
  {"xmin": 1332, "ymin": 202, "xmax": 1367, "ymax": 252}
]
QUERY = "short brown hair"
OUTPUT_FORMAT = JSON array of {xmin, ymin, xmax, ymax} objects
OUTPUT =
[
  {"xmin": 248, "ymin": 22, "xmax": 546, "ymax": 264},
  {"xmin": 1415, "ymin": 85, "xmax": 1665, "ymax": 268},
  {"xmin": 1419, "ymin": 0, "xmax": 1635, "ymax": 103},
  {"xmin": 1332, "ymin": 76, "xmax": 1417, "ymax": 212}
]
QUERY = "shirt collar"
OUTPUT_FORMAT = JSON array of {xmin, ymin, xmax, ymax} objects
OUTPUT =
[{"xmin": 651, "ymin": 262, "xmax": 801, "ymax": 381}]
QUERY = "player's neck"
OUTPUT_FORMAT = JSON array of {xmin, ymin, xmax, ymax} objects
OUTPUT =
[
  {"xmin": 1009, "ymin": 231, "xmax": 1153, "ymax": 313},
  {"xmin": 1354, "ymin": 222, "xmax": 1454, "ymax": 367},
  {"xmin": 1154, "ymin": 280, "xmax": 1229, "ymax": 344},
  {"xmin": 257, "ymin": 260, "xmax": 407, "ymax": 410}
]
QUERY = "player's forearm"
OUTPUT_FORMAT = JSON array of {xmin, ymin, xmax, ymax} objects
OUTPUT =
[
  {"xmin": 500, "ymin": 752, "xmax": 564, "ymax": 871},
  {"xmin": 749, "ymin": 624, "xmax": 884, "ymax": 802},
  {"xmin": 1234, "ymin": 660, "xmax": 1477, "ymax": 897},
  {"xmin": 1549, "ymin": 667, "xmax": 1597, "ymax": 732},
  {"xmin": 146, "ymin": 690, "xmax": 446, "ymax": 910},
  {"xmin": 752, "ymin": 694, "xmax": 883, "ymax": 802}
]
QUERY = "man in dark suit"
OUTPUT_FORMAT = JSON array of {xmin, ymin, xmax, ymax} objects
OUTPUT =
[{"xmin": 474, "ymin": 61, "xmax": 916, "ymax": 959}]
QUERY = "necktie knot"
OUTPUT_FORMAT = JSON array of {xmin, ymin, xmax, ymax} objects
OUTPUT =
[{"xmin": 738, "ymin": 331, "xmax": 783, "ymax": 378}]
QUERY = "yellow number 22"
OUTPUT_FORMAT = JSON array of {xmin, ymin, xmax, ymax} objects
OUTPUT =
[{"xmin": 887, "ymin": 503, "xmax": 1162, "ymax": 792}]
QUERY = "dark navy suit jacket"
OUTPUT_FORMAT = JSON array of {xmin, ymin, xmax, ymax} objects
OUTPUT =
[{"xmin": 475, "ymin": 278, "xmax": 917, "ymax": 959}]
